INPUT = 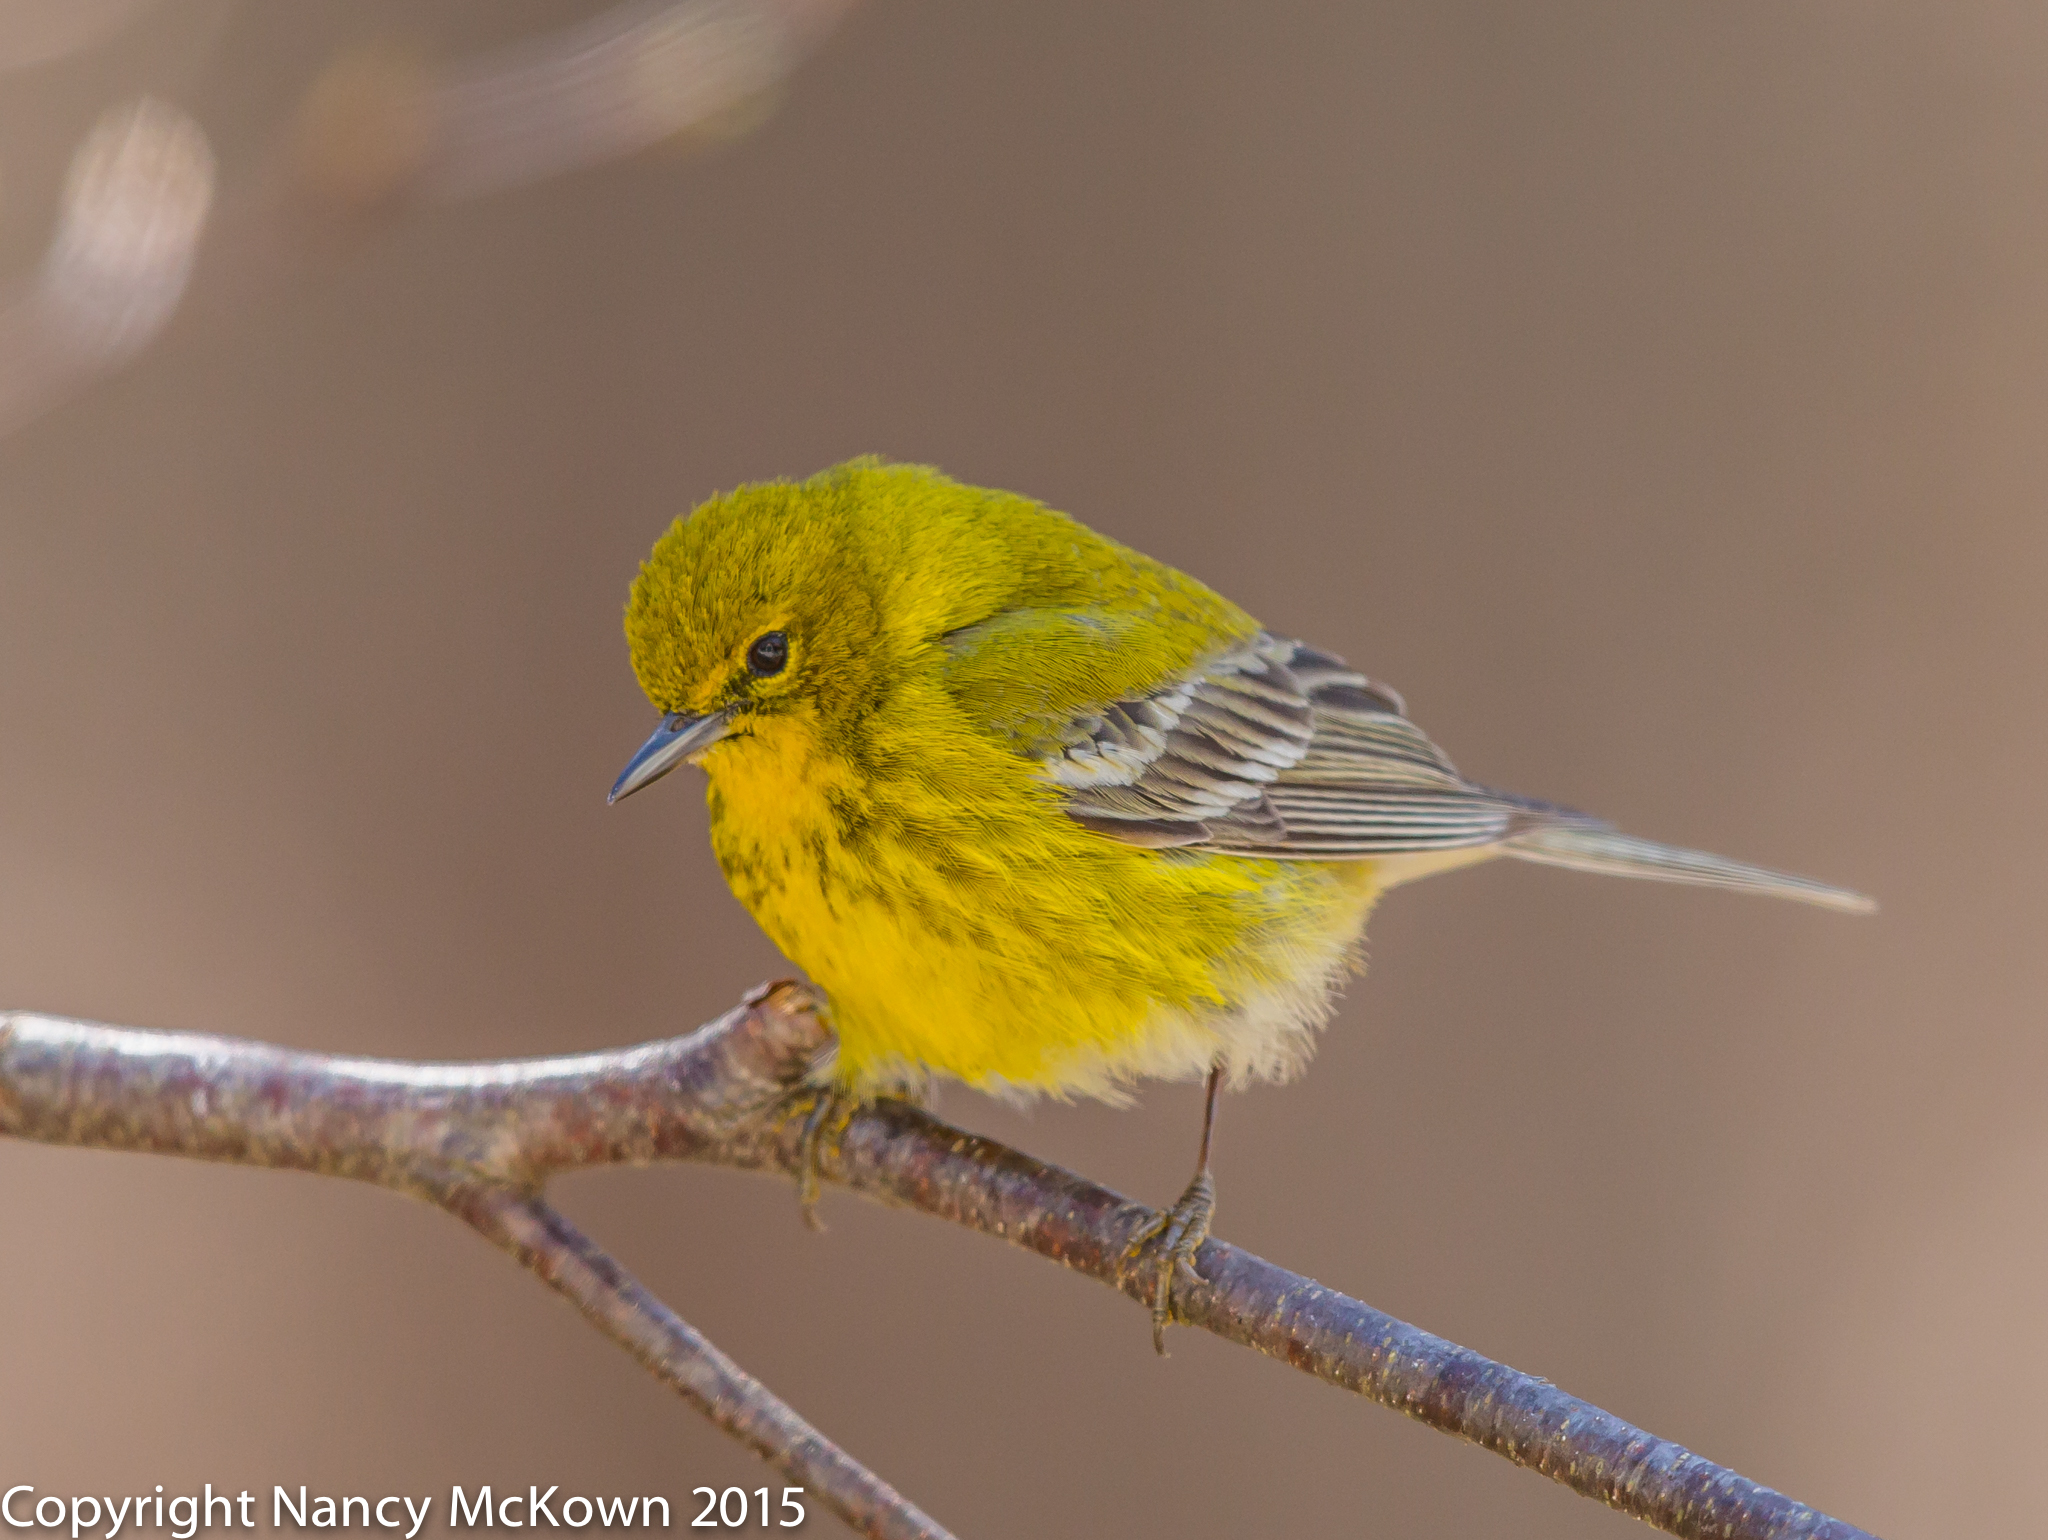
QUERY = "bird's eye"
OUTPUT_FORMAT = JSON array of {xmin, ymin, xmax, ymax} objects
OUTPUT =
[{"xmin": 746, "ymin": 631, "xmax": 789, "ymax": 677}]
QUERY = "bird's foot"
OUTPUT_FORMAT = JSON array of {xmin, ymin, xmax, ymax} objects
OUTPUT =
[
  {"xmin": 793, "ymin": 1085, "xmax": 857, "ymax": 1231},
  {"xmin": 751, "ymin": 981, "xmax": 865, "ymax": 1231},
  {"xmin": 1123, "ymin": 1168, "xmax": 1215, "ymax": 1355}
]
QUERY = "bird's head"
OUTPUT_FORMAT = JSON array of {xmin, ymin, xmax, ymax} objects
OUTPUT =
[
  {"xmin": 608, "ymin": 457, "xmax": 1238, "ymax": 804},
  {"xmin": 609, "ymin": 467, "xmax": 901, "ymax": 803}
]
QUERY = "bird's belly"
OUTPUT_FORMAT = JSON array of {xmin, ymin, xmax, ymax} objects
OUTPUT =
[{"xmin": 710, "ymin": 796, "xmax": 1383, "ymax": 1100}]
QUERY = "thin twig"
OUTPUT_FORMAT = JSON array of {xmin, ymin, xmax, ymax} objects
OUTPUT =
[
  {"xmin": 0, "ymin": 985, "xmax": 1880, "ymax": 1540},
  {"xmin": 456, "ymin": 1188, "xmax": 947, "ymax": 1540},
  {"xmin": 0, "ymin": 995, "xmax": 949, "ymax": 1540}
]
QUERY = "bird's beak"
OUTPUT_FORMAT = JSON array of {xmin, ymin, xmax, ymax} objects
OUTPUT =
[{"xmin": 608, "ymin": 709, "xmax": 732, "ymax": 804}]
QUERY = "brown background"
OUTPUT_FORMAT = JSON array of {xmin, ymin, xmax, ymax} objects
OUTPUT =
[{"xmin": 1, "ymin": 3, "xmax": 2042, "ymax": 1536}]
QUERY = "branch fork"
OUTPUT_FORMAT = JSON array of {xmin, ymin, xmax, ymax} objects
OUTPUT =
[{"xmin": 0, "ymin": 984, "xmax": 1877, "ymax": 1540}]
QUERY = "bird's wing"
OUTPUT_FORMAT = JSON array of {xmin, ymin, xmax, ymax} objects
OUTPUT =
[{"xmin": 1047, "ymin": 633, "xmax": 1565, "ymax": 856}]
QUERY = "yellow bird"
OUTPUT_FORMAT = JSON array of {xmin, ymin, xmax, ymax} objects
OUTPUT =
[{"xmin": 611, "ymin": 458, "xmax": 1870, "ymax": 1349}]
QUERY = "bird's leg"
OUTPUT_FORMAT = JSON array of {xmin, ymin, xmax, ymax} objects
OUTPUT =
[
  {"xmin": 750, "ymin": 982, "xmax": 855, "ymax": 1231},
  {"xmin": 793, "ymin": 1084, "xmax": 856, "ymax": 1231},
  {"xmin": 1124, "ymin": 1061, "xmax": 1223, "ymax": 1355},
  {"xmin": 758, "ymin": 983, "xmax": 933, "ymax": 1230},
  {"xmin": 791, "ymin": 1069, "xmax": 935, "ymax": 1228}
]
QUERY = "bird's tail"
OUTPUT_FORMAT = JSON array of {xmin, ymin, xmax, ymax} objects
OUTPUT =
[{"xmin": 1503, "ymin": 825, "xmax": 1875, "ymax": 914}]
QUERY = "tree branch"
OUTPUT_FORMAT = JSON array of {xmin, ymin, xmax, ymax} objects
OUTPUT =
[
  {"xmin": 458, "ymin": 1188, "xmax": 944, "ymax": 1540},
  {"xmin": 0, "ymin": 984, "xmax": 1878, "ymax": 1540}
]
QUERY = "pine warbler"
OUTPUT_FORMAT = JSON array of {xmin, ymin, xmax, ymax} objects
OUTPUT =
[{"xmin": 612, "ymin": 458, "xmax": 1870, "ymax": 1349}]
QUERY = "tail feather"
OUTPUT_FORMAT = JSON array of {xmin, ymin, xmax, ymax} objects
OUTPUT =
[{"xmin": 1504, "ymin": 826, "xmax": 1875, "ymax": 914}]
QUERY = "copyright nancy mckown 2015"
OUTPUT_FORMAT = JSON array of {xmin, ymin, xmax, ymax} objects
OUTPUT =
[{"xmin": 2, "ymin": 1487, "xmax": 811, "ymax": 1537}]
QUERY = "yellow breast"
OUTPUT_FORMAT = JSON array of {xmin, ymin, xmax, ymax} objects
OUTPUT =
[{"xmin": 700, "ymin": 687, "xmax": 1382, "ymax": 1100}]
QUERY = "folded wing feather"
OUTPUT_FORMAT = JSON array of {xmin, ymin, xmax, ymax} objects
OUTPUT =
[{"xmin": 1046, "ymin": 632, "xmax": 1872, "ymax": 911}]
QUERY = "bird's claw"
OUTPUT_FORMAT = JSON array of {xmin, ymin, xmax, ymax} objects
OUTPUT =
[
  {"xmin": 793, "ymin": 1085, "xmax": 855, "ymax": 1231},
  {"xmin": 1124, "ymin": 1168, "xmax": 1215, "ymax": 1355}
]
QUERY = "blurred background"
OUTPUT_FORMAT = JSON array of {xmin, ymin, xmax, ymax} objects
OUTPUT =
[{"xmin": 0, "ymin": 3, "xmax": 2039, "ymax": 1536}]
